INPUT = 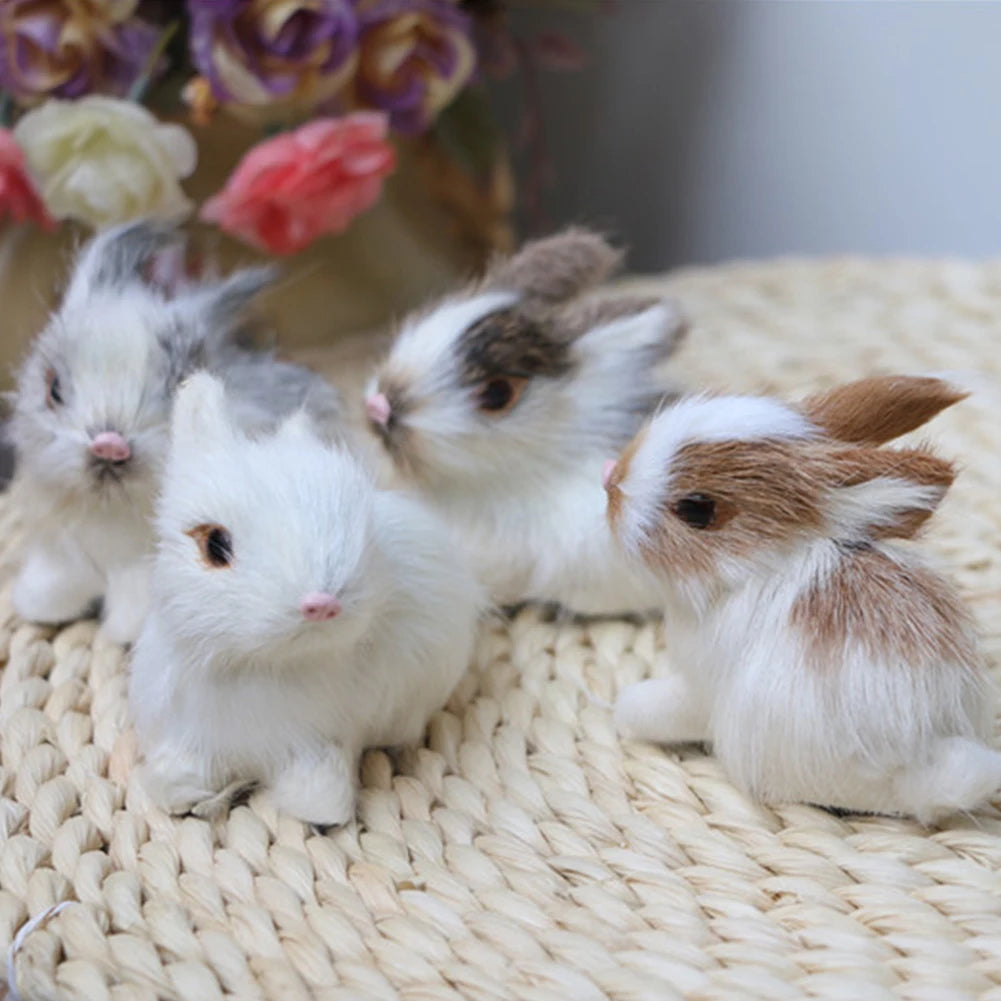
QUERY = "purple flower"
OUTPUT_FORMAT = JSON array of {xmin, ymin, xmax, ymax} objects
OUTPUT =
[
  {"xmin": 0, "ymin": 0, "xmax": 161, "ymax": 102},
  {"xmin": 187, "ymin": 0, "xmax": 358, "ymax": 114},
  {"xmin": 352, "ymin": 0, "xmax": 476, "ymax": 135}
]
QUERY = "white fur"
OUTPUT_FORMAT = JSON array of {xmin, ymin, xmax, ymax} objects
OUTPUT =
[
  {"xmin": 8, "ymin": 224, "xmax": 341, "ymax": 645},
  {"xmin": 612, "ymin": 397, "xmax": 1001, "ymax": 822},
  {"xmin": 129, "ymin": 374, "xmax": 483, "ymax": 825},
  {"xmin": 370, "ymin": 292, "xmax": 684, "ymax": 615},
  {"xmin": 425, "ymin": 458, "xmax": 666, "ymax": 615},
  {"xmin": 615, "ymin": 541, "xmax": 998, "ymax": 822},
  {"xmin": 826, "ymin": 476, "xmax": 947, "ymax": 540}
]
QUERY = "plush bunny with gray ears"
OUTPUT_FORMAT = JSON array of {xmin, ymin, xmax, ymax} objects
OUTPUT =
[
  {"xmin": 130, "ymin": 373, "xmax": 483, "ymax": 825},
  {"xmin": 363, "ymin": 227, "xmax": 687, "ymax": 616},
  {"xmin": 8, "ymin": 219, "xmax": 342, "ymax": 646}
]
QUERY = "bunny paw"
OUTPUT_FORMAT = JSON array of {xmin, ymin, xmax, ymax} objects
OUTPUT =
[
  {"xmin": 273, "ymin": 746, "xmax": 356, "ymax": 827},
  {"xmin": 614, "ymin": 677, "xmax": 709, "ymax": 745},
  {"xmin": 138, "ymin": 754, "xmax": 221, "ymax": 817},
  {"xmin": 190, "ymin": 780, "xmax": 258, "ymax": 821},
  {"xmin": 13, "ymin": 548, "xmax": 101, "ymax": 626},
  {"xmin": 101, "ymin": 565, "xmax": 152, "ymax": 645}
]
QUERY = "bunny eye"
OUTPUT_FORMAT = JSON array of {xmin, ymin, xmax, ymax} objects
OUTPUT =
[
  {"xmin": 188, "ymin": 523, "xmax": 234, "ymax": 568},
  {"xmin": 673, "ymin": 493, "xmax": 717, "ymax": 530},
  {"xmin": 46, "ymin": 368, "xmax": 63, "ymax": 408},
  {"xmin": 475, "ymin": 376, "xmax": 527, "ymax": 415}
]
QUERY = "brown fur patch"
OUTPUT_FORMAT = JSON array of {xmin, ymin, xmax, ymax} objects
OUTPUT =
[
  {"xmin": 484, "ymin": 228, "xmax": 622, "ymax": 305},
  {"xmin": 801, "ymin": 376, "xmax": 967, "ymax": 445},
  {"xmin": 457, "ymin": 307, "xmax": 575, "ymax": 385},
  {"xmin": 632, "ymin": 439, "xmax": 829, "ymax": 580},
  {"xmin": 669, "ymin": 439, "xmax": 828, "ymax": 535},
  {"xmin": 792, "ymin": 544, "xmax": 978, "ymax": 671},
  {"xmin": 605, "ymin": 424, "xmax": 648, "ymax": 526},
  {"xmin": 612, "ymin": 434, "xmax": 956, "ymax": 580}
]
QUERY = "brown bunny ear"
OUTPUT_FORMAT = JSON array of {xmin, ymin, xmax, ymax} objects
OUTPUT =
[
  {"xmin": 484, "ymin": 228, "xmax": 623, "ymax": 305},
  {"xmin": 827, "ymin": 446, "xmax": 956, "ymax": 539},
  {"xmin": 802, "ymin": 375, "xmax": 967, "ymax": 445}
]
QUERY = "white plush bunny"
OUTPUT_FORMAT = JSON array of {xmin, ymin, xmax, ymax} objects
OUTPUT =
[
  {"xmin": 606, "ymin": 375, "xmax": 1001, "ymax": 822},
  {"xmin": 8, "ymin": 220, "xmax": 341, "ymax": 645},
  {"xmin": 129, "ymin": 373, "xmax": 483, "ymax": 826},
  {"xmin": 363, "ymin": 228, "xmax": 686, "ymax": 616}
]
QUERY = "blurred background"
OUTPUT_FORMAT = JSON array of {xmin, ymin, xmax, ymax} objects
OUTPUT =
[
  {"xmin": 496, "ymin": 0, "xmax": 1001, "ymax": 269},
  {"xmin": 2, "ymin": 0, "xmax": 1000, "ymax": 380}
]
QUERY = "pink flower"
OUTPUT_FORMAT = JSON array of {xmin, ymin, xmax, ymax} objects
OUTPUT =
[
  {"xmin": 200, "ymin": 112, "xmax": 396, "ymax": 255},
  {"xmin": 0, "ymin": 128, "xmax": 54, "ymax": 230}
]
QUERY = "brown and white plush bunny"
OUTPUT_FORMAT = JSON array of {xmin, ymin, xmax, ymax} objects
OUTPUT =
[
  {"xmin": 605, "ymin": 375, "xmax": 1001, "ymax": 822},
  {"xmin": 363, "ymin": 228, "xmax": 686, "ymax": 615}
]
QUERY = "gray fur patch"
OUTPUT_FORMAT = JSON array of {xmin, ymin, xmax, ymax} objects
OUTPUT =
[
  {"xmin": 82, "ymin": 220, "xmax": 178, "ymax": 291},
  {"xmin": 216, "ymin": 348, "xmax": 341, "ymax": 435},
  {"xmin": 456, "ymin": 307, "xmax": 576, "ymax": 385},
  {"xmin": 200, "ymin": 267, "xmax": 276, "ymax": 335},
  {"xmin": 158, "ymin": 319, "xmax": 205, "ymax": 393}
]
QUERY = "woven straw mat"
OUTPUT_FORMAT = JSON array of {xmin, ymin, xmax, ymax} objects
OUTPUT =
[{"xmin": 3, "ymin": 258, "xmax": 1001, "ymax": 1001}]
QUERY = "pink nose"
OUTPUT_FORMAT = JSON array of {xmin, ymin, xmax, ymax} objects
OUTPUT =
[
  {"xmin": 601, "ymin": 459, "xmax": 617, "ymax": 490},
  {"xmin": 365, "ymin": 392, "xmax": 392, "ymax": 427},
  {"xmin": 300, "ymin": 591, "xmax": 342, "ymax": 622},
  {"xmin": 90, "ymin": 431, "xmax": 131, "ymax": 463}
]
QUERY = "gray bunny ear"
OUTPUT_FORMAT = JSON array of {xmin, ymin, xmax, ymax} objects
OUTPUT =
[
  {"xmin": 175, "ymin": 265, "xmax": 277, "ymax": 348},
  {"xmin": 197, "ymin": 266, "xmax": 276, "ymax": 332},
  {"xmin": 484, "ymin": 228, "xmax": 623, "ymax": 306},
  {"xmin": 64, "ymin": 220, "xmax": 183, "ymax": 302}
]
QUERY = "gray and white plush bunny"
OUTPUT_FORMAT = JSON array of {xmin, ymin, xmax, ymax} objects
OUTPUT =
[
  {"xmin": 363, "ymin": 228, "xmax": 686, "ymax": 616},
  {"xmin": 130, "ymin": 373, "xmax": 483, "ymax": 826},
  {"xmin": 8, "ymin": 220, "xmax": 341, "ymax": 645}
]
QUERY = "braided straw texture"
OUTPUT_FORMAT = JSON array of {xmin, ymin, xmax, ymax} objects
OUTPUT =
[{"xmin": 4, "ymin": 258, "xmax": 1001, "ymax": 1001}]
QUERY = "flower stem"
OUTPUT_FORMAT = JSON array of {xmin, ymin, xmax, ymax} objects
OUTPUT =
[
  {"xmin": 0, "ymin": 93, "xmax": 11, "ymax": 128},
  {"xmin": 128, "ymin": 20, "xmax": 180, "ymax": 104}
]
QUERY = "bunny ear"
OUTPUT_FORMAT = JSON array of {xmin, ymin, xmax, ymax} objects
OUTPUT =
[
  {"xmin": 63, "ymin": 220, "xmax": 184, "ymax": 306},
  {"xmin": 171, "ymin": 372, "xmax": 236, "ymax": 455},
  {"xmin": 826, "ymin": 446, "xmax": 956, "ymax": 539},
  {"xmin": 484, "ymin": 228, "xmax": 623, "ymax": 306},
  {"xmin": 802, "ymin": 375, "xmax": 967, "ymax": 445},
  {"xmin": 182, "ymin": 266, "xmax": 275, "ymax": 338},
  {"xmin": 565, "ymin": 295, "xmax": 687, "ymax": 355}
]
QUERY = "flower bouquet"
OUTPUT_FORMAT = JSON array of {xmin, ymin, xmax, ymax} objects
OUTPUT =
[{"xmin": 0, "ymin": 0, "xmax": 593, "ymax": 261}]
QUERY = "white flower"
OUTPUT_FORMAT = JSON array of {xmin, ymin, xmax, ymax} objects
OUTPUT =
[{"xmin": 13, "ymin": 96, "xmax": 197, "ymax": 229}]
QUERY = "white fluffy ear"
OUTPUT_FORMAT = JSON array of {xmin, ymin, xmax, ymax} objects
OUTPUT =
[
  {"xmin": 572, "ymin": 298, "xmax": 686, "ymax": 363},
  {"xmin": 824, "ymin": 447, "xmax": 956, "ymax": 540},
  {"xmin": 171, "ymin": 372, "xmax": 236, "ymax": 454}
]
